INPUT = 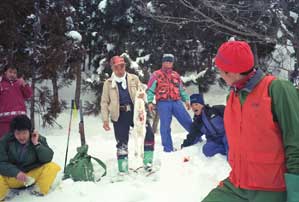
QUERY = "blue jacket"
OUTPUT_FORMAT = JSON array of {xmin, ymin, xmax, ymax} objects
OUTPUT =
[{"xmin": 181, "ymin": 105, "xmax": 226, "ymax": 147}]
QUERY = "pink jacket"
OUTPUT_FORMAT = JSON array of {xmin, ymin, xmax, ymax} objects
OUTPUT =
[{"xmin": 0, "ymin": 76, "xmax": 33, "ymax": 123}]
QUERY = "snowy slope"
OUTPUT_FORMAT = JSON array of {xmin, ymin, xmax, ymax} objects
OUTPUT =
[{"xmin": 10, "ymin": 85, "xmax": 230, "ymax": 202}]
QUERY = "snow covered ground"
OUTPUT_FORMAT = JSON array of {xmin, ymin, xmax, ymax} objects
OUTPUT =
[{"xmin": 10, "ymin": 85, "xmax": 231, "ymax": 202}]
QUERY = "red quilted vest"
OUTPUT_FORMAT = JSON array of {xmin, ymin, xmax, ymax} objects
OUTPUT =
[
  {"xmin": 154, "ymin": 69, "xmax": 181, "ymax": 101},
  {"xmin": 225, "ymin": 75, "xmax": 286, "ymax": 191}
]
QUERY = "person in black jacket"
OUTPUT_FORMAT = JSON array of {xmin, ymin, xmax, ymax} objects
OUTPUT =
[{"xmin": 181, "ymin": 94, "xmax": 228, "ymax": 157}]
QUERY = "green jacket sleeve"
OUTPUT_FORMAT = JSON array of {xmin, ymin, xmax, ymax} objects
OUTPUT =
[
  {"xmin": 0, "ymin": 134, "xmax": 21, "ymax": 177},
  {"xmin": 35, "ymin": 135, "xmax": 54, "ymax": 164},
  {"xmin": 285, "ymin": 173, "xmax": 299, "ymax": 202},
  {"xmin": 269, "ymin": 80, "xmax": 299, "ymax": 174},
  {"xmin": 146, "ymin": 80, "xmax": 157, "ymax": 103},
  {"xmin": 179, "ymin": 83, "xmax": 190, "ymax": 102}
]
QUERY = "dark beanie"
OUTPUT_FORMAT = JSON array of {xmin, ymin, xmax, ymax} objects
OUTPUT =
[
  {"xmin": 190, "ymin": 94, "xmax": 204, "ymax": 105},
  {"xmin": 162, "ymin": 54, "xmax": 174, "ymax": 63},
  {"xmin": 10, "ymin": 115, "xmax": 32, "ymax": 132}
]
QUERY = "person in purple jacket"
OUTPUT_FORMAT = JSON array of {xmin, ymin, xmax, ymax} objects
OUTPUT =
[{"xmin": 0, "ymin": 65, "xmax": 33, "ymax": 139}]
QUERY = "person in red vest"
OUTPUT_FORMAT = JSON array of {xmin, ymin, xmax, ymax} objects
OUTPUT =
[
  {"xmin": 202, "ymin": 41, "xmax": 299, "ymax": 202},
  {"xmin": 0, "ymin": 65, "xmax": 33, "ymax": 139},
  {"xmin": 147, "ymin": 54, "xmax": 192, "ymax": 152}
]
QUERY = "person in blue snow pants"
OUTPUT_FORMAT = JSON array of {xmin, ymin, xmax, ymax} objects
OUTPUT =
[
  {"xmin": 181, "ymin": 94, "xmax": 228, "ymax": 157},
  {"xmin": 147, "ymin": 54, "xmax": 192, "ymax": 152}
]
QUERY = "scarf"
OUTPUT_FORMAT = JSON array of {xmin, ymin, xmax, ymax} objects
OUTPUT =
[
  {"xmin": 231, "ymin": 69, "xmax": 256, "ymax": 91},
  {"xmin": 111, "ymin": 72, "xmax": 127, "ymax": 89}
]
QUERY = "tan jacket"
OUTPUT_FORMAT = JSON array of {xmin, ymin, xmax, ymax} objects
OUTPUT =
[{"xmin": 100, "ymin": 73, "xmax": 140, "ymax": 122}]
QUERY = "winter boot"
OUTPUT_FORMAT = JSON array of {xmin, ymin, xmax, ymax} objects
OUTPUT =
[
  {"xmin": 117, "ymin": 158, "xmax": 128, "ymax": 173},
  {"xmin": 29, "ymin": 185, "xmax": 43, "ymax": 196},
  {"xmin": 143, "ymin": 151, "xmax": 154, "ymax": 171}
]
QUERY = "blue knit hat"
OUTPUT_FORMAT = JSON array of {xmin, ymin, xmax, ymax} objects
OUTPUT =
[
  {"xmin": 190, "ymin": 94, "xmax": 204, "ymax": 105},
  {"xmin": 162, "ymin": 54, "xmax": 174, "ymax": 63}
]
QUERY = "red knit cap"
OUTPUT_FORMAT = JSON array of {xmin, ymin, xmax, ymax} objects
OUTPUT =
[
  {"xmin": 110, "ymin": 56, "xmax": 125, "ymax": 67},
  {"xmin": 215, "ymin": 41, "xmax": 254, "ymax": 73}
]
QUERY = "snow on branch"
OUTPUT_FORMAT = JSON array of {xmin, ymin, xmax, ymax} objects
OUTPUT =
[
  {"xmin": 120, "ymin": 53, "xmax": 150, "ymax": 77},
  {"xmin": 66, "ymin": 30, "xmax": 82, "ymax": 43},
  {"xmin": 181, "ymin": 68, "xmax": 208, "ymax": 83}
]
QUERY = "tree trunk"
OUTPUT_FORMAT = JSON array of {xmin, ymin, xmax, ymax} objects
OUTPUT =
[
  {"xmin": 252, "ymin": 43, "xmax": 259, "ymax": 67},
  {"xmin": 30, "ymin": 74, "xmax": 36, "ymax": 129},
  {"xmin": 51, "ymin": 74, "xmax": 61, "ymax": 116},
  {"xmin": 296, "ymin": 47, "xmax": 299, "ymax": 69},
  {"xmin": 294, "ymin": 41, "xmax": 299, "ymax": 70},
  {"xmin": 88, "ymin": 39, "xmax": 92, "ymax": 71}
]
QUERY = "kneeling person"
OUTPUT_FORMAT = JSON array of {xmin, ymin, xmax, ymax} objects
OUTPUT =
[
  {"xmin": 0, "ymin": 115, "xmax": 61, "ymax": 201},
  {"xmin": 181, "ymin": 94, "xmax": 228, "ymax": 157}
]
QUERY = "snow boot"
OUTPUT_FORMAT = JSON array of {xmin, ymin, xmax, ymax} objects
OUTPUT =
[
  {"xmin": 29, "ymin": 185, "xmax": 43, "ymax": 196},
  {"xmin": 143, "ymin": 151, "xmax": 153, "ymax": 171},
  {"xmin": 117, "ymin": 158, "xmax": 128, "ymax": 173}
]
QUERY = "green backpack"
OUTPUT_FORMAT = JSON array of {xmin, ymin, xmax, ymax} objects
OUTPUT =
[{"xmin": 64, "ymin": 144, "xmax": 106, "ymax": 182}]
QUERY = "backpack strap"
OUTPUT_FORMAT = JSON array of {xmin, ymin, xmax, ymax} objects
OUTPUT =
[{"xmin": 90, "ymin": 156, "xmax": 107, "ymax": 181}]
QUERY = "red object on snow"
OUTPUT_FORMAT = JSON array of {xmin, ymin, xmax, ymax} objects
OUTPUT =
[{"xmin": 183, "ymin": 156, "xmax": 190, "ymax": 162}]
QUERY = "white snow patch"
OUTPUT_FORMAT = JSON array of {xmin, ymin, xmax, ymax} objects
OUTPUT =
[
  {"xmin": 69, "ymin": 6, "xmax": 76, "ymax": 12},
  {"xmin": 97, "ymin": 58, "xmax": 107, "ymax": 74},
  {"xmin": 98, "ymin": 0, "xmax": 107, "ymax": 13},
  {"xmin": 277, "ymin": 28, "xmax": 283, "ymax": 38},
  {"xmin": 66, "ymin": 31, "xmax": 82, "ymax": 43},
  {"xmin": 136, "ymin": 54, "xmax": 150, "ymax": 64},
  {"xmin": 126, "ymin": 16, "xmax": 134, "ymax": 24},
  {"xmin": 268, "ymin": 42, "xmax": 295, "ymax": 79},
  {"xmin": 290, "ymin": 11, "xmax": 298, "ymax": 23},
  {"xmin": 91, "ymin": 32, "xmax": 97, "ymax": 37},
  {"xmin": 120, "ymin": 53, "xmax": 147, "ymax": 77},
  {"xmin": 106, "ymin": 43, "xmax": 115, "ymax": 52},
  {"xmin": 147, "ymin": 2, "xmax": 155, "ymax": 13},
  {"xmin": 137, "ymin": 27, "xmax": 146, "ymax": 31},
  {"xmin": 27, "ymin": 14, "xmax": 36, "ymax": 20}
]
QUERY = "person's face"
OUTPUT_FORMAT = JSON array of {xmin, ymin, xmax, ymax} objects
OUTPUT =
[
  {"xmin": 162, "ymin": 61, "xmax": 173, "ymax": 69},
  {"xmin": 191, "ymin": 103, "xmax": 204, "ymax": 116},
  {"xmin": 112, "ymin": 63, "xmax": 126, "ymax": 77},
  {"xmin": 4, "ymin": 68, "xmax": 17, "ymax": 81},
  {"xmin": 14, "ymin": 129, "xmax": 30, "ymax": 145},
  {"xmin": 218, "ymin": 69, "xmax": 243, "ymax": 86}
]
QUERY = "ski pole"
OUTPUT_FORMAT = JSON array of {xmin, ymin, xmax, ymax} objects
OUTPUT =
[{"xmin": 63, "ymin": 100, "xmax": 74, "ymax": 173}]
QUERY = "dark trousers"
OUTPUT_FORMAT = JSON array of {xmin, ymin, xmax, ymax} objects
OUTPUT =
[{"xmin": 112, "ymin": 110, "xmax": 155, "ymax": 160}]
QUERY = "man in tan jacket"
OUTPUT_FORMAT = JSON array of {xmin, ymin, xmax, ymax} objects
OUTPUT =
[{"xmin": 101, "ymin": 55, "xmax": 155, "ymax": 174}]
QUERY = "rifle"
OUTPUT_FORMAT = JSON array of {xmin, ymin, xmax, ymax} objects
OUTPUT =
[{"xmin": 79, "ymin": 100, "xmax": 86, "ymax": 146}]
